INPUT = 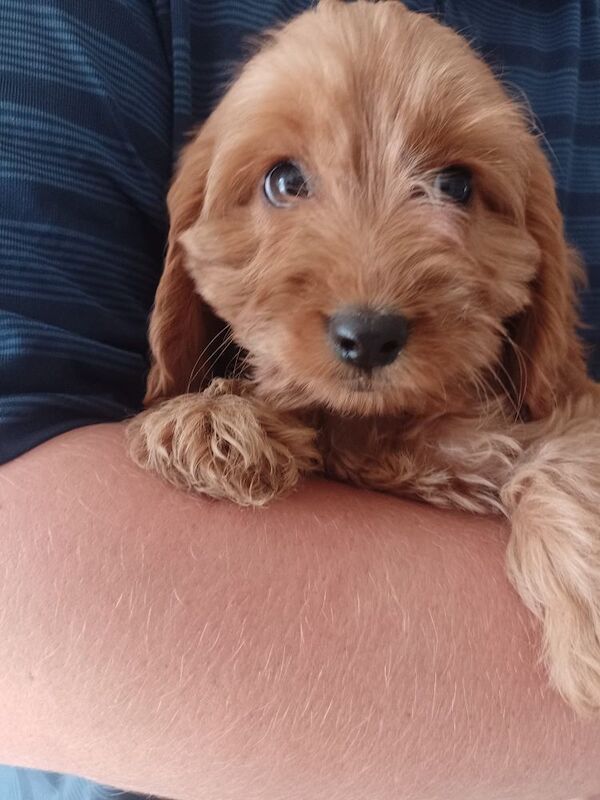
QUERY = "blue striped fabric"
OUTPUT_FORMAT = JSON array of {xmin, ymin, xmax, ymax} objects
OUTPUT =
[{"xmin": 0, "ymin": 0, "xmax": 599, "ymax": 797}]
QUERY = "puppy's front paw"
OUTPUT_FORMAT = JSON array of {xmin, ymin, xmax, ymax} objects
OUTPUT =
[{"xmin": 128, "ymin": 390, "xmax": 322, "ymax": 506}]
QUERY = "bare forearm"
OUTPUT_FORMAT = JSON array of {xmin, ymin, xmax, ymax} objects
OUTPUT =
[{"xmin": 1, "ymin": 424, "xmax": 598, "ymax": 800}]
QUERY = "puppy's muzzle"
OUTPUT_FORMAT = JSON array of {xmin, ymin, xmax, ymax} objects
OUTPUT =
[{"xmin": 328, "ymin": 308, "xmax": 409, "ymax": 371}]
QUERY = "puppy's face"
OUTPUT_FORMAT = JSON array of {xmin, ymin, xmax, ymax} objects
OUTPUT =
[{"xmin": 156, "ymin": 0, "xmax": 584, "ymax": 417}]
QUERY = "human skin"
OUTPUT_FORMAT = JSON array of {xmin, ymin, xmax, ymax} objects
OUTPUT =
[{"xmin": 1, "ymin": 423, "xmax": 599, "ymax": 800}]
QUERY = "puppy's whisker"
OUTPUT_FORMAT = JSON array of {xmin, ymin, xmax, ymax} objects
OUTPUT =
[
  {"xmin": 468, "ymin": 372, "xmax": 488, "ymax": 413},
  {"xmin": 186, "ymin": 328, "xmax": 229, "ymax": 388},
  {"xmin": 224, "ymin": 344, "xmax": 248, "ymax": 381},
  {"xmin": 231, "ymin": 340, "xmax": 250, "ymax": 380},
  {"xmin": 185, "ymin": 341, "xmax": 226, "ymax": 393},
  {"xmin": 234, "ymin": 350, "xmax": 253, "ymax": 381},
  {"xmin": 186, "ymin": 330, "xmax": 234, "ymax": 392},
  {"xmin": 201, "ymin": 332, "xmax": 236, "ymax": 381},
  {"xmin": 499, "ymin": 327, "xmax": 530, "ymax": 417},
  {"xmin": 491, "ymin": 358, "xmax": 522, "ymax": 419},
  {"xmin": 224, "ymin": 349, "xmax": 240, "ymax": 380},
  {"xmin": 467, "ymin": 371, "xmax": 497, "ymax": 420},
  {"xmin": 483, "ymin": 319, "xmax": 526, "ymax": 419}
]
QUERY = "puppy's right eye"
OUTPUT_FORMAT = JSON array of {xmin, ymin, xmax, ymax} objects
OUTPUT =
[
  {"xmin": 433, "ymin": 166, "xmax": 472, "ymax": 205},
  {"xmin": 264, "ymin": 161, "xmax": 310, "ymax": 208}
]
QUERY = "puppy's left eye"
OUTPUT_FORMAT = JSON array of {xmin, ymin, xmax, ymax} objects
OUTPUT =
[
  {"xmin": 433, "ymin": 167, "xmax": 472, "ymax": 204},
  {"xmin": 264, "ymin": 161, "xmax": 310, "ymax": 207}
]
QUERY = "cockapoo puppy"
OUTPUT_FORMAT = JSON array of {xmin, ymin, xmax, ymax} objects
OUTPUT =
[{"xmin": 129, "ymin": 0, "xmax": 600, "ymax": 712}]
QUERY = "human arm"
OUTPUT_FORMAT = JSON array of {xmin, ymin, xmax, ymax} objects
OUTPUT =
[{"xmin": 1, "ymin": 423, "xmax": 599, "ymax": 800}]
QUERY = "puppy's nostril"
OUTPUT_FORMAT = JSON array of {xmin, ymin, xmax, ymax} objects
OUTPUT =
[
  {"xmin": 328, "ymin": 308, "xmax": 409, "ymax": 371},
  {"xmin": 338, "ymin": 336, "xmax": 358, "ymax": 353}
]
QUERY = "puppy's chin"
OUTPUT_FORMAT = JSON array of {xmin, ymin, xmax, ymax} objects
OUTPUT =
[
  {"xmin": 250, "ymin": 358, "xmax": 440, "ymax": 418},
  {"xmin": 311, "ymin": 376, "xmax": 400, "ymax": 417}
]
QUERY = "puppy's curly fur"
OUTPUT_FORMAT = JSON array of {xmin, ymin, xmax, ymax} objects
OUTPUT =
[{"xmin": 128, "ymin": 0, "xmax": 600, "ymax": 712}]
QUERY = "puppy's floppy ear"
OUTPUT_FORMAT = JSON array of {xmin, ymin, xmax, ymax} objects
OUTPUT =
[
  {"xmin": 144, "ymin": 131, "xmax": 214, "ymax": 406},
  {"xmin": 506, "ymin": 146, "xmax": 588, "ymax": 418}
]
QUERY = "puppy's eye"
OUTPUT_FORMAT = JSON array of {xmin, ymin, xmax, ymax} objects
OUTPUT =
[
  {"xmin": 264, "ymin": 161, "xmax": 310, "ymax": 207},
  {"xmin": 433, "ymin": 167, "xmax": 472, "ymax": 204}
]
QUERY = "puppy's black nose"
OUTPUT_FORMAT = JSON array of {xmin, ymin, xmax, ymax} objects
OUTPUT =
[{"xmin": 328, "ymin": 309, "xmax": 409, "ymax": 371}]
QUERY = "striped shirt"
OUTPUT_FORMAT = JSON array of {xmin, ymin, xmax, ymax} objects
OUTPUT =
[{"xmin": 0, "ymin": 1, "xmax": 599, "ymax": 792}]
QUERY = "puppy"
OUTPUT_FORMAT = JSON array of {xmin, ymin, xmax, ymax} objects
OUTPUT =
[{"xmin": 128, "ymin": 0, "xmax": 600, "ymax": 712}]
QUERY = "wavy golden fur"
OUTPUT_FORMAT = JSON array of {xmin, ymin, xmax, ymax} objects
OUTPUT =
[{"xmin": 129, "ymin": 0, "xmax": 600, "ymax": 712}]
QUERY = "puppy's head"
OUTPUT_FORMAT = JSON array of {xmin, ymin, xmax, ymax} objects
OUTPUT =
[{"xmin": 146, "ymin": 0, "xmax": 588, "ymax": 419}]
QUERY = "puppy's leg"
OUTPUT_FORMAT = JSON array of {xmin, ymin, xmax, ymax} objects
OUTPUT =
[
  {"xmin": 323, "ymin": 415, "xmax": 518, "ymax": 514},
  {"xmin": 128, "ymin": 379, "xmax": 322, "ymax": 506},
  {"xmin": 502, "ymin": 398, "xmax": 600, "ymax": 711}
]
